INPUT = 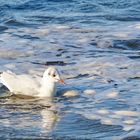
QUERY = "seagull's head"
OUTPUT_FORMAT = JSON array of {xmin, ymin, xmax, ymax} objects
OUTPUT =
[{"xmin": 44, "ymin": 66, "xmax": 65, "ymax": 84}]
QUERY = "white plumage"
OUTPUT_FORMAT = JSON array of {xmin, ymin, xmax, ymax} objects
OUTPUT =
[{"xmin": 0, "ymin": 66, "xmax": 64, "ymax": 97}]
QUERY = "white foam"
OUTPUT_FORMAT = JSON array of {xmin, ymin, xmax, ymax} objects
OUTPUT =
[
  {"xmin": 77, "ymin": 37, "xmax": 90, "ymax": 43},
  {"xmin": 97, "ymin": 109, "xmax": 109, "ymax": 115},
  {"xmin": 123, "ymin": 120, "xmax": 135, "ymax": 125},
  {"xmin": 101, "ymin": 118, "xmax": 113, "ymax": 125},
  {"xmin": 134, "ymin": 23, "xmax": 140, "ymax": 29},
  {"xmin": 114, "ymin": 32, "xmax": 130, "ymax": 38},
  {"xmin": 110, "ymin": 114, "xmax": 122, "ymax": 119},
  {"xmin": 83, "ymin": 113, "xmax": 100, "ymax": 120},
  {"xmin": 55, "ymin": 25, "xmax": 70, "ymax": 30},
  {"xmin": 123, "ymin": 125, "xmax": 135, "ymax": 131},
  {"xmin": 63, "ymin": 90, "xmax": 78, "ymax": 97},
  {"xmin": 83, "ymin": 89, "xmax": 96, "ymax": 95},
  {"xmin": 114, "ymin": 111, "xmax": 139, "ymax": 117},
  {"xmin": 106, "ymin": 91, "xmax": 119, "ymax": 98}
]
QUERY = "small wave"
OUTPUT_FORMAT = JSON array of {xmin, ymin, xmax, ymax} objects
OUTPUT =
[
  {"xmin": 0, "ymin": 26, "xmax": 8, "ymax": 32},
  {"xmin": 114, "ymin": 39, "xmax": 140, "ymax": 50},
  {"xmin": 4, "ymin": 19, "xmax": 34, "ymax": 27}
]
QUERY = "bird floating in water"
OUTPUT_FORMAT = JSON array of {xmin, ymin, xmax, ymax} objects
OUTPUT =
[{"xmin": 0, "ymin": 66, "xmax": 64, "ymax": 97}]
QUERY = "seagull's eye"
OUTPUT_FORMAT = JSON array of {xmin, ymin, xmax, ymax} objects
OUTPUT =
[{"xmin": 52, "ymin": 74, "xmax": 56, "ymax": 77}]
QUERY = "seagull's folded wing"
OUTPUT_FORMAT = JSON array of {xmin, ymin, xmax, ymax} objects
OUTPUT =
[{"xmin": 0, "ymin": 71, "xmax": 40, "ymax": 95}]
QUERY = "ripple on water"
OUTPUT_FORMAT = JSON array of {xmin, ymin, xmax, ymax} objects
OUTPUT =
[{"xmin": 0, "ymin": 1, "xmax": 140, "ymax": 138}]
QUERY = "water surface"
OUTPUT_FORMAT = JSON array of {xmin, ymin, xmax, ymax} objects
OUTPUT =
[{"xmin": 0, "ymin": 0, "xmax": 140, "ymax": 139}]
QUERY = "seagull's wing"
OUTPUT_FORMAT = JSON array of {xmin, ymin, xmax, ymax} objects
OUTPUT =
[{"xmin": 0, "ymin": 71, "xmax": 40, "ymax": 96}]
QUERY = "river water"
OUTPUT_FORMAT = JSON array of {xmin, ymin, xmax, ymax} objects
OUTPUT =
[{"xmin": 0, "ymin": 0, "xmax": 140, "ymax": 139}]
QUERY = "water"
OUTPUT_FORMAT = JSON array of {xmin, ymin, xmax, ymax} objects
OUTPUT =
[{"xmin": 0, "ymin": 0, "xmax": 140, "ymax": 139}]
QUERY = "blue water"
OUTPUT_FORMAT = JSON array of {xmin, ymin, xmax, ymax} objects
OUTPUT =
[{"xmin": 0, "ymin": 0, "xmax": 140, "ymax": 139}]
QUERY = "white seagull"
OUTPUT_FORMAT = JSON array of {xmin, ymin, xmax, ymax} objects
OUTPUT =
[{"xmin": 0, "ymin": 66, "xmax": 64, "ymax": 97}]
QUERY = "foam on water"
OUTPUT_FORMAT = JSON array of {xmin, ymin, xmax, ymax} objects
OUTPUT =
[
  {"xmin": 114, "ymin": 111, "xmax": 139, "ymax": 117},
  {"xmin": 83, "ymin": 89, "xmax": 96, "ymax": 95},
  {"xmin": 0, "ymin": 6, "xmax": 140, "ymax": 139}
]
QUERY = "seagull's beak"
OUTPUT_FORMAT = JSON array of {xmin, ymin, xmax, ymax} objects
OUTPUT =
[{"xmin": 59, "ymin": 79, "xmax": 65, "ymax": 85}]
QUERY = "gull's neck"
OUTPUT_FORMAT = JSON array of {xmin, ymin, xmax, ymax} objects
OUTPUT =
[{"xmin": 39, "ymin": 75, "xmax": 56, "ymax": 97}]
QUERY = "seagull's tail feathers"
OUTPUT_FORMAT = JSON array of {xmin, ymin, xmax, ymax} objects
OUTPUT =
[{"xmin": 0, "ymin": 71, "xmax": 15, "ymax": 92}]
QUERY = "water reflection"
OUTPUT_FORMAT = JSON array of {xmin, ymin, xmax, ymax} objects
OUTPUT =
[
  {"xmin": 0, "ymin": 10, "xmax": 140, "ymax": 139},
  {"xmin": 41, "ymin": 108, "xmax": 58, "ymax": 132},
  {"xmin": 0, "ymin": 94, "xmax": 59, "ymax": 138}
]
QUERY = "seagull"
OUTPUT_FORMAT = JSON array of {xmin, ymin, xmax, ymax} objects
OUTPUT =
[{"xmin": 0, "ymin": 66, "xmax": 64, "ymax": 97}]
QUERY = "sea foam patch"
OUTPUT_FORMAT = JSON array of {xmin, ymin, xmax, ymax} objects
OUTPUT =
[
  {"xmin": 114, "ymin": 111, "xmax": 139, "ymax": 117},
  {"xmin": 83, "ymin": 89, "xmax": 96, "ymax": 95}
]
